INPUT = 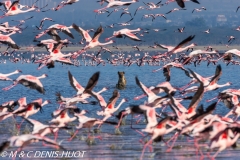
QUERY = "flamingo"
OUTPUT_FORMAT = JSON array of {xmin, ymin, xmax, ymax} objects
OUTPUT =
[
  {"xmin": 153, "ymin": 35, "xmax": 196, "ymax": 57},
  {"xmin": 218, "ymin": 49, "xmax": 240, "ymax": 61},
  {"xmin": 72, "ymin": 23, "xmax": 92, "ymax": 43},
  {"xmin": 140, "ymin": 117, "xmax": 181, "ymax": 160},
  {"xmin": 13, "ymin": 99, "xmax": 51, "ymax": 130},
  {"xmin": 36, "ymin": 17, "xmax": 55, "ymax": 30},
  {"xmin": 73, "ymin": 25, "xmax": 114, "ymax": 58},
  {"xmin": 0, "ymin": 31, "xmax": 20, "ymax": 49},
  {"xmin": 2, "ymin": 74, "xmax": 48, "ymax": 94},
  {"xmin": 133, "ymin": 6, "xmax": 144, "ymax": 16},
  {"xmin": 192, "ymin": 7, "xmax": 206, "ymax": 13},
  {"xmin": 24, "ymin": 118, "xmax": 69, "ymax": 140},
  {"xmin": 106, "ymin": 28, "xmax": 142, "ymax": 41},
  {"xmin": 0, "ymin": 1, "xmax": 36, "ymax": 18},
  {"xmin": 204, "ymin": 65, "xmax": 232, "ymax": 92},
  {"xmin": 205, "ymin": 129, "xmax": 240, "ymax": 159},
  {"xmin": 94, "ymin": 0, "xmax": 138, "ymax": 13},
  {"xmin": 166, "ymin": 8, "xmax": 186, "ymax": 14},
  {"xmin": 68, "ymin": 110, "xmax": 117, "ymax": 141},
  {"xmin": 0, "ymin": 100, "xmax": 18, "ymax": 112},
  {"xmin": 143, "ymin": 1, "xmax": 163, "ymax": 10},
  {"xmin": 37, "ymin": 42, "xmax": 74, "ymax": 69},
  {"xmin": 0, "ymin": 134, "xmax": 64, "ymax": 153},
  {"xmin": 182, "ymin": 49, "xmax": 218, "ymax": 65},
  {"xmin": 35, "ymin": 24, "xmax": 74, "ymax": 40},
  {"xmin": 0, "ymin": 69, "xmax": 21, "ymax": 81}
]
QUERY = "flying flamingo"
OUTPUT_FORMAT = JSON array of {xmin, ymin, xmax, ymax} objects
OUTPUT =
[
  {"xmin": 166, "ymin": 8, "xmax": 186, "ymax": 14},
  {"xmin": 13, "ymin": 98, "xmax": 51, "ymax": 130},
  {"xmin": 36, "ymin": 17, "xmax": 55, "ymax": 30},
  {"xmin": 182, "ymin": 49, "xmax": 218, "ymax": 65},
  {"xmin": 94, "ymin": 0, "xmax": 138, "ymax": 13},
  {"xmin": 68, "ymin": 110, "xmax": 117, "ymax": 141},
  {"xmin": 0, "ymin": 31, "xmax": 20, "ymax": 49},
  {"xmin": 0, "ymin": 134, "xmax": 64, "ymax": 153},
  {"xmin": 140, "ymin": 117, "xmax": 181, "ymax": 160},
  {"xmin": 0, "ymin": 0, "xmax": 12, "ymax": 11},
  {"xmin": 86, "ymin": 89, "xmax": 127, "ymax": 123},
  {"xmin": 72, "ymin": 25, "xmax": 114, "ymax": 58},
  {"xmin": 24, "ymin": 118, "xmax": 70, "ymax": 141},
  {"xmin": 106, "ymin": 28, "xmax": 142, "ymax": 41},
  {"xmin": 204, "ymin": 129, "xmax": 240, "ymax": 159},
  {"xmin": 0, "ymin": 1, "xmax": 36, "ymax": 18},
  {"xmin": 2, "ymin": 74, "xmax": 48, "ymax": 94},
  {"xmin": 72, "ymin": 23, "xmax": 92, "ymax": 43}
]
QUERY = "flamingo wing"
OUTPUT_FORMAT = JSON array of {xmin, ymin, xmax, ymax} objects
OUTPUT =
[
  {"xmin": 56, "ymin": 57, "xmax": 74, "ymax": 65},
  {"xmin": 163, "ymin": 67, "xmax": 170, "ymax": 81},
  {"xmin": 8, "ymin": 0, "xmax": 18, "ymax": 11},
  {"xmin": 18, "ymin": 78, "xmax": 45, "ymax": 94},
  {"xmin": 124, "ymin": 32, "xmax": 141, "ymax": 41},
  {"xmin": 84, "ymin": 71, "xmax": 100, "ymax": 92},
  {"xmin": 68, "ymin": 70, "xmax": 84, "ymax": 93},
  {"xmin": 187, "ymin": 69, "xmax": 204, "ymax": 111},
  {"xmin": 0, "ymin": 36, "xmax": 19, "ymax": 49},
  {"xmin": 191, "ymin": 0, "xmax": 200, "ymax": 4},
  {"xmin": 92, "ymin": 25, "xmax": 103, "ymax": 42},
  {"xmin": 168, "ymin": 35, "xmax": 195, "ymax": 54},
  {"xmin": 106, "ymin": 90, "xmax": 120, "ymax": 108},
  {"xmin": 209, "ymin": 64, "xmax": 222, "ymax": 85},
  {"xmin": 135, "ymin": 76, "xmax": 157, "ymax": 99},
  {"xmin": 84, "ymin": 90, "xmax": 106, "ymax": 109},
  {"xmin": 72, "ymin": 23, "xmax": 92, "ymax": 42},
  {"xmin": 51, "ymin": 42, "xmax": 63, "ymax": 54},
  {"xmin": 24, "ymin": 118, "xmax": 44, "ymax": 127},
  {"xmin": 62, "ymin": 29, "xmax": 74, "ymax": 39}
]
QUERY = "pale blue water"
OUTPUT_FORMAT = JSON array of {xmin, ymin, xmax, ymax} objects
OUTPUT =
[
  {"xmin": 0, "ymin": 61, "xmax": 238, "ymax": 120},
  {"xmin": 0, "ymin": 61, "xmax": 239, "ymax": 160}
]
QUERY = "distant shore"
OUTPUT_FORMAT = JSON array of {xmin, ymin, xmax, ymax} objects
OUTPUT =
[{"xmin": 1, "ymin": 45, "xmax": 239, "ymax": 53}]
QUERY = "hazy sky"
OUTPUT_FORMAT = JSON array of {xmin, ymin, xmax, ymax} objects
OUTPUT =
[{"xmin": 0, "ymin": 0, "xmax": 239, "ymax": 28}]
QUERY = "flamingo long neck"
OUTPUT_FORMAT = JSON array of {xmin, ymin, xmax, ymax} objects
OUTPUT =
[
  {"xmin": 114, "ymin": 99, "xmax": 126, "ymax": 112},
  {"xmin": 41, "ymin": 101, "xmax": 49, "ymax": 107},
  {"xmin": 217, "ymin": 83, "xmax": 231, "ymax": 88},
  {"xmin": 69, "ymin": 116, "xmax": 77, "ymax": 123},
  {"xmin": 19, "ymin": 8, "xmax": 35, "ymax": 13},
  {"xmin": 37, "ymin": 75, "xmax": 46, "ymax": 79},
  {"xmin": 98, "ymin": 40, "xmax": 113, "ymax": 46},
  {"xmin": 61, "ymin": 53, "xmax": 73, "ymax": 57},
  {"xmin": 202, "ymin": 50, "xmax": 217, "ymax": 54},
  {"xmin": 128, "ymin": 28, "xmax": 140, "ymax": 32},
  {"xmin": 97, "ymin": 87, "xmax": 108, "ymax": 94},
  {"xmin": 1, "ymin": 70, "xmax": 18, "ymax": 77},
  {"xmin": 181, "ymin": 44, "xmax": 195, "ymax": 51}
]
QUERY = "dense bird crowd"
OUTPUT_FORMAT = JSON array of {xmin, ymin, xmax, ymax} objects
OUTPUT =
[{"xmin": 1, "ymin": 0, "xmax": 240, "ymax": 160}]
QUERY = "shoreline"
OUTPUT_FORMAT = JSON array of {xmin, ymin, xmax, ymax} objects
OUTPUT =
[{"xmin": 1, "ymin": 45, "xmax": 240, "ymax": 53}]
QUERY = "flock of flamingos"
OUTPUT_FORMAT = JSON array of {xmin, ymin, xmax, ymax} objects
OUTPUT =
[{"xmin": 0, "ymin": 0, "xmax": 240, "ymax": 160}]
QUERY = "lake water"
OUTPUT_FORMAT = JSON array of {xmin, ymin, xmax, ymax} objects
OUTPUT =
[{"xmin": 0, "ymin": 61, "xmax": 239, "ymax": 159}]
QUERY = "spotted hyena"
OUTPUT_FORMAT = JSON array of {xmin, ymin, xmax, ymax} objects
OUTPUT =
[{"xmin": 116, "ymin": 71, "xmax": 126, "ymax": 90}]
